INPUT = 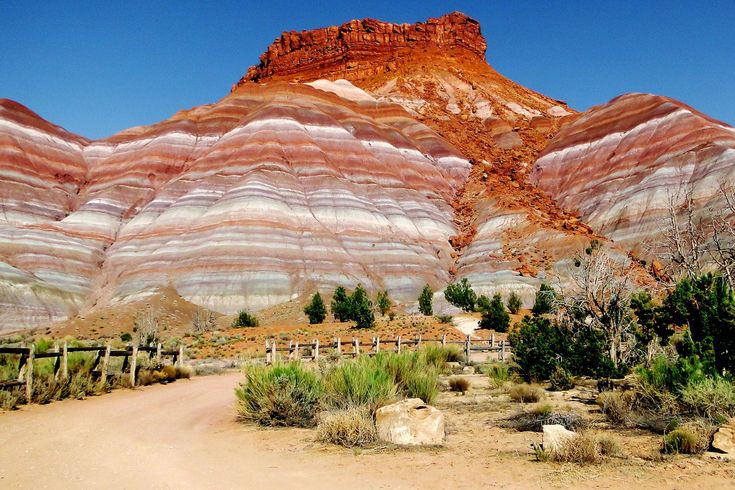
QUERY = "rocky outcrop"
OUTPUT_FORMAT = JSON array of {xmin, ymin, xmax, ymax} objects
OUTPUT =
[
  {"xmin": 531, "ymin": 93, "xmax": 735, "ymax": 252},
  {"xmin": 0, "ymin": 81, "xmax": 469, "ymax": 329},
  {"xmin": 375, "ymin": 398, "xmax": 446, "ymax": 445},
  {"xmin": 542, "ymin": 424, "xmax": 576, "ymax": 453},
  {"xmin": 236, "ymin": 12, "xmax": 486, "ymax": 85},
  {"xmin": 711, "ymin": 419, "xmax": 735, "ymax": 459}
]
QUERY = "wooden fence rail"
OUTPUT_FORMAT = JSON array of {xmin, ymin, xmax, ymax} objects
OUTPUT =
[
  {"xmin": 0, "ymin": 343, "xmax": 185, "ymax": 400},
  {"xmin": 265, "ymin": 334, "xmax": 511, "ymax": 364}
]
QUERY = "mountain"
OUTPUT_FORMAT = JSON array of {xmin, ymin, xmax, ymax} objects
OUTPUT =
[
  {"xmin": 1, "ymin": 12, "xmax": 731, "ymax": 331},
  {"xmin": 531, "ymin": 93, "xmax": 735, "ymax": 251}
]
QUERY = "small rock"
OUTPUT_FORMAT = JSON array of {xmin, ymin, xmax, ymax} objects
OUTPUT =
[
  {"xmin": 375, "ymin": 398, "xmax": 445, "ymax": 446},
  {"xmin": 462, "ymin": 366, "xmax": 475, "ymax": 374},
  {"xmin": 542, "ymin": 424, "xmax": 576, "ymax": 453}
]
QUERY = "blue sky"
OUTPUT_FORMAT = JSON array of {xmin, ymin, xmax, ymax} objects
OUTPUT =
[{"xmin": 1, "ymin": 1, "xmax": 733, "ymax": 139}]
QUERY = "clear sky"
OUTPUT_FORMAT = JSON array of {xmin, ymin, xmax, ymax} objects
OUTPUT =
[{"xmin": 1, "ymin": 1, "xmax": 733, "ymax": 139}]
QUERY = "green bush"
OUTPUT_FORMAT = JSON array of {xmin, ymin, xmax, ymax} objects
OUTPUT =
[
  {"xmin": 680, "ymin": 377, "xmax": 735, "ymax": 421},
  {"xmin": 0, "ymin": 388, "xmax": 23, "ymax": 410},
  {"xmin": 435, "ymin": 314, "xmax": 452, "ymax": 324},
  {"xmin": 549, "ymin": 365, "xmax": 574, "ymax": 391},
  {"xmin": 531, "ymin": 283, "xmax": 556, "ymax": 315},
  {"xmin": 304, "ymin": 292, "xmax": 327, "ymax": 324},
  {"xmin": 235, "ymin": 362, "xmax": 322, "ymax": 427},
  {"xmin": 444, "ymin": 278, "xmax": 477, "ymax": 312},
  {"xmin": 232, "ymin": 310, "xmax": 259, "ymax": 328},
  {"xmin": 350, "ymin": 285, "xmax": 375, "ymax": 329},
  {"xmin": 120, "ymin": 332, "xmax": 133, "ymax": 342},
  {"xmin": 331, "ymin": 286, "xmax": 352, "ymax": 322},
  {"xmin": 661, "ymin": 421, "xmax": 713, "ymax": 455},
  {"xmin": 322, "ymin": 358, "xmax": 396, "ymax": 411},
  {"xmin": 478, "ymin": 293, "xmax": 510, "ymax": 332},
  {"xmin": 507, "ymin": 292, "xmax": 522, "ymax": 314},
  {"xmin": 418, "ymin": 284, "xmax": 433, "ymax": 316},
  {"xmin": 480, "ymin": 361, "xmax": 512, "ymax": 387}
]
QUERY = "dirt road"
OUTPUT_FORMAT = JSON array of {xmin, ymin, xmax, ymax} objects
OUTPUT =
[{"xmin": 1, "ymin": 373, "xmax": 732, "ymax": 489}]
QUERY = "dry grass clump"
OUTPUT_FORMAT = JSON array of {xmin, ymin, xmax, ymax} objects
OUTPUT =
[
  {"xmin": 316, "ymin": 406, "xmax": 377, "ymax": 448},
  {"xmin": 661, "ymin": 420, "xmax": 715, "ymax": 454},
  {"xmin": 448, "ymin": 377, "xmax": 470, "ymax": 394},
  {"xmin": 0, "ymin": 388, "xmax": 24, "ymax": 410},
  {"xmin": 538, "ymin": 432, "xmax": 621, "ymax": 464},
  {"xmin": 508, "ymin": 383, "xmax": 545, "ymax": 403},
  {"xmin": 175, "ymin": 365, "xmax": 193, "ymax": 379},
  {"xmin": 596, "ymin": 391, "xmax": 635, "ymax": 425}
]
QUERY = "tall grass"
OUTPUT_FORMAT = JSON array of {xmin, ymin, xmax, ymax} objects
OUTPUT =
[
  {"xmin": 322, "ymin": 358, "xmax": 396, "ymax": 411},
  {"xmin": 236, "ymin": 362, "xmax": 322, "ymax": 427}
]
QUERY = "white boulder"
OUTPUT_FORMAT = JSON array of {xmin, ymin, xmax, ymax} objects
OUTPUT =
[{"xmin": 375, "ymin": 398, "xmax": 445, "ymax": 446}]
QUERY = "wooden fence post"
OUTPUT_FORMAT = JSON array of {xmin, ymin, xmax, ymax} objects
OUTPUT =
[
  {"xmin": 294, "ymin": 341, "xmax": 300, "ymax": 361},
  {"xmin": 396, "ymin": 335, "xmax": 401, "ymax": 353},
  {"xmin": 100, "ymin": 343, "xmax": 111, "ymax": 389},
  {"xmin": 375, "ymin": 336, "xmax": 380, "ymax": 354},
  {"xmin": 25, "ymin": 344, "xmax": 34, "ymax": 402},
  {"xmin": 178, "ymin": 346, "xmax": 184, "ymax": 367},
  {"xmin": 353, "ymin": 337, "xmax": 359, "ymax": 356},
  {"xmin": 62, "ymin": 342, "xmax": 68, "ymax": 380},
  {"xmin": 335, "ymin": 337, "xmax": 341, "ymax": 357},
  {"xmin": 156, "ymin": 343, "xmax": 162, "ymax": 364},
  {"xmin": 465, "ymin": 335, "xmax": 471, "ymax": 363},
  {"xmin": 287, "ymin": 341, "xmax": 293, "ymax": 360},
  {"xmin": 53, "ymin": 343, "xmax": 60, "ymax": 379},
  {"xmin": 271, "ymin": 339, "xmax": 277, "ymax": 363},
  {"xmin": 441, "ymin": 334, "xmax": 446, "ymax": 347},
  {"xmin": 417, "ymin": 335, "xmax": 422, "ymax": 349},
  {"xmin": 314, "ymin": 339, "xmax": 319, "ymax": 361},
  {"xmin": 500, "ymin": 340, "xmax": 506, "ymax": 361},
  {"xmin": 491, "ymin": 333, "xmax": 495, "ymax": 348},
  {"xmin": 130, "ymin": 345, "xmax": 138, "ymax": 387},
  {"xmin": 265, "ymin": 339, "xmax": 271, "ymax": 364}
]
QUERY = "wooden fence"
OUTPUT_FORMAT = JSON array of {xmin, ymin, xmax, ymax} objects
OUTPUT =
[
  {"xmin": 0, "ymin": 343, "xmax": 185, "ymax": 400},
  {"xmin": 265, "ymin": 334, "xmax": 510, "ymax": 364}
]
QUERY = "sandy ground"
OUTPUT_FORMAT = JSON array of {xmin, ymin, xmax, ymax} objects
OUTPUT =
[{"xmin": 1, "ymin": 372, "xmax": 733, "ymax": 489}]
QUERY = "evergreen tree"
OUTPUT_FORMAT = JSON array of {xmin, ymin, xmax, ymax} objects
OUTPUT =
[
  {"xmin": 350, "ymin": 284, "xmax": 375, "ymax": 329},
  {"xmin": 478, "ymin": 293, "xmax": 510, "ymax": 332},
  {"xmin": 507, "ymin": 292, "xmax": 522, "ymax": 314},
  {"xmin": 331, "ymin": 286, "xmax": 352, "ymax": 322},
  {"xmin": 376, "ymin": 290, "xmax": 392, "ymax": 316},
  {"xmin": 304, "ymin": 292, "xmax": 327, "ymax": 324},
  {"xmin": 418, "ymin": 284, "xmax": 434, "ymax": 316},
  {"xmin": 444, "ymin": 278, "xmax": 477, "ymax": 312},
  {"xmin": 531, "ymin": 283, "xmax": 556, "ymax": 315}
]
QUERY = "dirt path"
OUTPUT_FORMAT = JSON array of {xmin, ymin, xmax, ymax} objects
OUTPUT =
[{"xmin": 0, "ymin": 373, "xmax": 732, "ymax": 489}]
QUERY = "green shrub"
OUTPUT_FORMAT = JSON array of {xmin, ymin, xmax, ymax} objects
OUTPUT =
[
  {"xmin": 636, "ymin": 354, "xmax": 706, "ymax": 394},
  {"xmin": 478, "ymin": 293, "xmax": 510, "ymax": 332},
  {"xmin": 680, "ymin": 377, "xmax": 735, "ymax": 421},
  {"xmin": 531, "ymin": 283, "xmax": 556, "ymax": 315},
  {"xmin": 331, "ymin": 286, "xmax": 352, "ymax": 322},
  {"xmin": 480, "ymin": 361, "xmax": 512, "ymax": 387},
  {"xmin": 350, "ymin": 285, "xmax": 375, "ymax": 329},
  {"xmin": 232, "ymin": 310, "xmax": 259, "ymax": 328},
  {"xmin": 418, "ymin": 284, "xmax": 433, "ymax": 316},
  {"xmin": 316, "ymin": 406, "xmax": 377, "ymax": 448},
  {"xmin": 235, "ymin": 362, "xmax": 322, "ymax": 427},
  {"xmin": 435, "ymin": 314, "xmax": 452, "ymax": 324},
  {"xmin": 661, "ymin": 421, "xmax": 713, "ymax": 454},
  {"xmin": 323, "ymin": 358, "xmax": 396, "ymax": 412},
  {"xmin": 0, "ymin": 388, "xmax": 23, "ymax": 410},
  {"xmin": 405, "ymin": 370, "xmax": 439, "ymax": 404},
  {"xmin": 420, "ymin": 345, "xmax": 463, "ymax": 370},
  {"xmin": 508, "ymin": 383, "xmax": 544, "ymax": 403},
  {"xmin": 444, "ymin": 278, "xmax": 477, "ymax": 312},
  {"xmin": 549, "ymin": 365, "xmax": 574, "ymax": 391},
  {"xmin": 507, "ymin": 292, "xmax": 522, "ymax": 314},
  {"xmin": 374, "ymin": 351, "xmax": 440, "ymax": 404},
  {"xmin": 304, "ymin": 292, "xmax": 327, "ymax": 324},
  {"xmin": 120, "ymin": 332, "xmax": 133, "ymax": 342}
]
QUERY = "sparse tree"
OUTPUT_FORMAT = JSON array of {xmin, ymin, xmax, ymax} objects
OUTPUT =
[
  {"xmin": 376, "ymin": 290, "xmax": 392, "ymax": 317},
  {"xmin": 557, "ymin": 245, "xmax": 637, "ymax": 369},
  {"xmin": 193, "ymin": 309, "xmax": 217, "ymax": 333},
  {"xmin": 134, "ymin": 308, "xmax": 159, "ymax": 346},
  {"xmin": 507, "ymin": 292, "xmax": 522, "ymax": 314},
  {"xmin": 331, "ymin": 286, "xmax": 352, "ymax": 322},
  {"xmin": 418, "ymin": 284, "xmax": 433, "ymax": 316},
  {"xmin": 232, "ymin": 310, "xmax": 259, "ymax": 328},
  {"xmin": 304, "ymin": 292, "xmax": 327, "ymax": 325}
]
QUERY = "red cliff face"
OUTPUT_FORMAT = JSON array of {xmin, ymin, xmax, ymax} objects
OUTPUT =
[{"xmin": 235, "ymin": 12, "xmax": 487, "ymax": 86}]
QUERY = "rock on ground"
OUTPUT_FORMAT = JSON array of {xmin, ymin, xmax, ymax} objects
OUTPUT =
[
  {"xmin": 542, "ymin": 424, "xmax": 576, "ymax": 452},
  {"xmin": 375, "ymin": 398, "xmax": 445, "ymax": 446}
]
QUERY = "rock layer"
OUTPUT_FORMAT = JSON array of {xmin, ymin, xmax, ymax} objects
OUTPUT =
[
  {"xmin": 0, "ymin": 82, "xmax": 469, "ymax": 329},
  {"xmin": 531, "ymin": 93, "xmax": 735, "ymax": 251}
]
